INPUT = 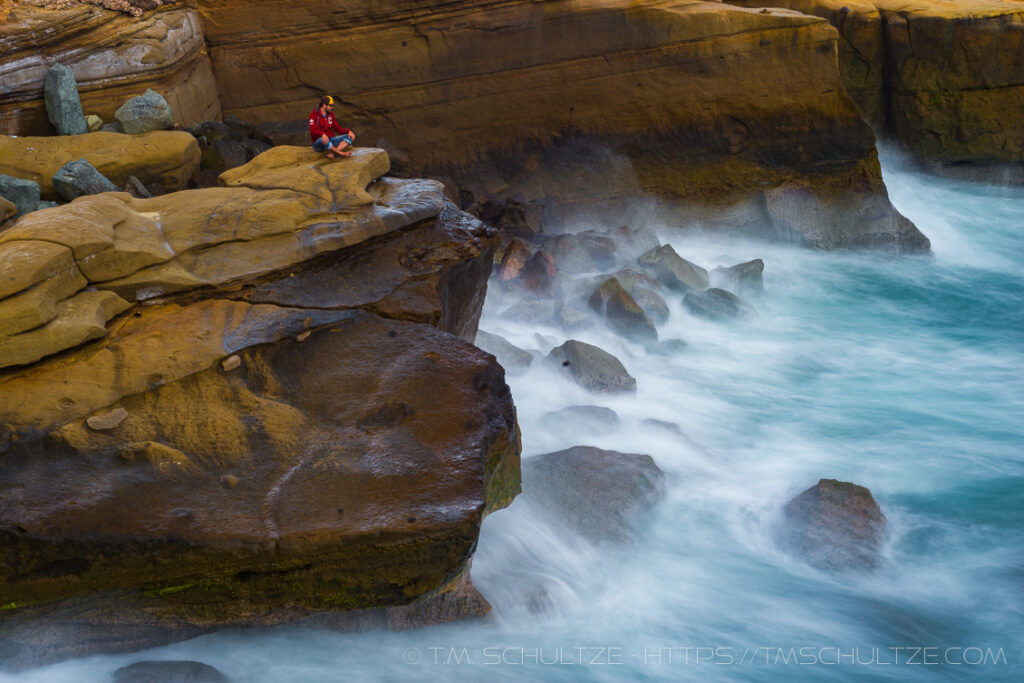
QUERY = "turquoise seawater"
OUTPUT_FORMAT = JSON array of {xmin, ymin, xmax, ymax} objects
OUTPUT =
[{"xmin": 5, "ymin": 160, "xmax": 1022, "ymax": 681}]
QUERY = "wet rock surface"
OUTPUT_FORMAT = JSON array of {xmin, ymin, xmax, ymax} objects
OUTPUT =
[
  {"xmin": 538, "ymin": 405, "xmax": 621, "ymax": 437},
  {"xmin": 779, "ymin": 478, "xmax": 887, "ymax": 570},
  {"xmin": 0, "ymin": 148, "xmax": 520, "ymax": 670},
  {"xmin": 113, "ymin": 660, "xmax": 231, "ymax": 683},
  {"xmin": 475, "ymin": 330, "xmax": 535, "ymax": 376},
  {"xmin": 588, "ymin": 277, "xmax": 659, "ymax": 343},
  {"xmin": 683, "ymin": 287, "xmax": 748, "ymax": 321},
  {"xmin": 547, "ymin": 339, "xmax": 637, "ymax": 394},
  {"xmin": 523, "ymin": 446, "xmax": 666, "ymax": 542}
]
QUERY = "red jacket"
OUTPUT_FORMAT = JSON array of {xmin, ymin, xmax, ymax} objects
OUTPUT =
[{"xmin": 308, "ymin": 108, "xmax": 351, "ymax": 143}]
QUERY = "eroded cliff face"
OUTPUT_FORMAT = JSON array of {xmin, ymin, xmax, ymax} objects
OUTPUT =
[
  {"xmin": 726, "ymin": 0, "xmax": 1024, "ymax": 169},
  {"xmin": 0, "ymin": 2, "xmax": 220, "ymax": 135},
  {"xmin": 194, "ymin": 0, "xmax": 927, "ymax": 250},
  {"xmin": 0, "ymin": 149, "xmax": 520, "ymax": 670}
]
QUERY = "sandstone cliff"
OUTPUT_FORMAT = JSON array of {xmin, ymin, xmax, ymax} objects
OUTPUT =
[
  {"xmin": 0, "ymin": 2, "xmax": 220, "ymax": 135},
  {"xmin": 190, "ymin": 0, "xmax": 926, "ymax": 249},
  {"xmin": 726, "ymin": 0, "xmax": 1024, "ymax": 170},
  {"xmin": 0, "ymin": 148, "xmax": 520, "ymax": 669}
]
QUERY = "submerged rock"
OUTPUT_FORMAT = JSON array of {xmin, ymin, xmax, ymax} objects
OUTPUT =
[
  {"xmin": 683, "ymin": 288, "xmax": 748, "ymax": 321},
  {"xmin": 497, "ymin": 238, "xmax": 531, "ymax": 282},
  {"xmin": 539, "ymin": 405, "xmax": 621, "ymax": 437},
  {"xmin": 608, "ymin": 225, "xmax": 660, "ymax": 261},
  {"xmin": 43, "ymin": 63, "xmax": 87, "ymax": 136},
  {"xmin": 547, "ymin": 339, "xmax": 636, "ymax": 394},
  {"xmin": 548, "ymin": 234, "xmax": 599, "ymax": 274},
  {"xmin": 501, "ymin": 299, "xmax": 561, "ymax": 325},
  {"xmin": 113, "ymin": 660, "xmax": 230, "ymax": 683},
  {"xmin": 523, "ymin": 445, "xmax": 666, "ymax": 542},
  {"xmin": 520, "ymin": 250, "xmax": 557, "ymax": 295},
  {"xmin": 587, "ymin": 277, "xmax": 658, "ymax": 342},
  {"xmin": 475, "ymin": 330, "xmax": 534, "ymax": 375},
  {"xmin": 639, "ymin": 244, "xmax": 709, "ymax": 292},
  {"xmin": 779, "ymin": 478, "xmax": 887, "ymax": 570},
  {"xmin": 711, "ymin": 259, "xmax": 764, "ymax": 297}
]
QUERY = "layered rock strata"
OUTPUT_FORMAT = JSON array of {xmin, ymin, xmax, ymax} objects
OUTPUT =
[
  {"xmin": 0, "ymin": 148, "xmax": 520, "ymax": 670},
  {"xmin": 195, "ymin": 0, "xmax": 927, "ymax": 250},
  {"xmin": 726, "ymin": 0, "xmax": 1024, "ymax": 171},
  {"xmin": 0, "ymin": 3, "xmax": 219, "ymax": 135}
]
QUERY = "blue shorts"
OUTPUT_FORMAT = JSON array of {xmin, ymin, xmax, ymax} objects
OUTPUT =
[{"xmin": 313, "ymin": 134, "xmax": 353, "ymax": 152}]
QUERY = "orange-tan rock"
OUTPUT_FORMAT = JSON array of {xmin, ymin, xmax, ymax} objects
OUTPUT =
[
  {"xmin": 0, "ymin": 147, "xmax": 519, "ymax": 669},
  {"xmin": 0, "ymin": 3, "xmax": 219, "ymax": 135},
  {"xmin": 727, "ymin": 0, "xmax": 1024, "ymax": 168},
  {"xmin": 194, "ymin": 0, "xmax": 927, "ymax": 250},
  {"xmin": 0, "ymin": 130, "xmax": 200, "ymax": 197}
]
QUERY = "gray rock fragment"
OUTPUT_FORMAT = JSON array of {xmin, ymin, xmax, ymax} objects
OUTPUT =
[
  {"xmin": 44, "ymin": 63, "xmax": 87, "ymax": 136},
  {"xmin": 115, "ymin": 89, "xmax": 174, "ymax": 135},
  {"xmin": 52, "ymin": 159, "xmax": 118, "ymax": 201},
  {"xmin": 0, "ymin": 174, "xmax": 42, "ymax": 216}
]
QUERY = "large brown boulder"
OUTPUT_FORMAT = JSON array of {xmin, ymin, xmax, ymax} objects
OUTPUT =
[
  {"xmin": 0, "ymin": 3, "xmax": 220, "ymax": 135},
  {"xmin": 194, "ymin": 0, "xmax": 926, "ymax": 250},
  {"xmin": 0, "ymin": 148, "xmax": 520, "ymax": 669},
  {"xmin": 779, "ymin": 478, "xmax": 887, "ymax": 570}
]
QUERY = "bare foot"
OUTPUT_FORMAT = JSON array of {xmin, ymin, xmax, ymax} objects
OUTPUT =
[
  {"xmin": 325, "ymin": 152, "xmax": 337, "ymax": 159},
  {"xmin": 338, "ymin": 151, "xmax": 352, "ymax": 157}
]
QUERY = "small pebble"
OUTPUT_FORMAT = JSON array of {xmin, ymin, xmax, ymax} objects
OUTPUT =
[
  {"xmin": 86, "ymin": 407, "xmax": 128, "ymax": 431},
  {"xmin": 221, "ymin": 355, "xmax": 241, "ymax": 372}
]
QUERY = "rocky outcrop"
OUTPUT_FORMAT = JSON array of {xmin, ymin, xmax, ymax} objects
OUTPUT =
[
  {"xmin": 726, "ymin": 0, "xmax": 1024, "ymax": 172},
  {"xmin": 195, "ymin": 0, "xmax": 927, "ymax": 250},
  {"xmin": 779, "ymin": 478, "xmax": 887, "ymax": 570},
  {"xmin": 0, "ymin": 3, "xmax": 220, "ymax": 135},
  {"xmin": 0, "ymin": 148, "xmax": 520, "ymax": 670},
  {"xmin": 0, "ymin": 131, "xmax": 200, "ymax": 197}
]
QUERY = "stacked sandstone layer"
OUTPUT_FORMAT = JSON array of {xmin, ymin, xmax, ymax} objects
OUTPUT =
[
  {"xmin": 192, "ymin": 0, "xmax": 927, "ymax": 249},
  {"xmin": 0, "ymin": 2, "xmax": 220, "ymax": 134},
  {"xmin": 0, "ymin": 148, "xmax": 521, "ymax": 670},
  {"xmin": 725, "ymin": 0, "xmax": 1024, "ymax": 168}
]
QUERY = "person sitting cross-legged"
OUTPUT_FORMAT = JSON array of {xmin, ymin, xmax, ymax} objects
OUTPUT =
[{"xmin": 308, "ymin": 95, "xmax": 355, "ymax": 159}]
